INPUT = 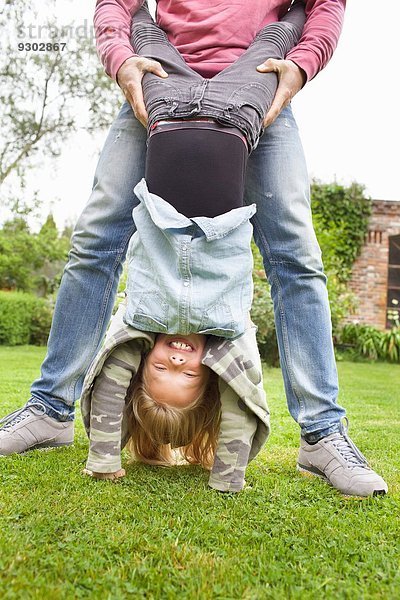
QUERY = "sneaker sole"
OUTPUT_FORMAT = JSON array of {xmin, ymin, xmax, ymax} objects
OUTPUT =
[
  {"xmin": 30, "ymin": 441, "xmax": 74, "ymax": 451},
  {"xmin": 0, "ymin": 441, "xmax": 74, "ymax": 457},
  {"xmin": 297, "ymin": 462, "xmax": 328, "ymax": 481},
  {"xmin": 297, "ymin": 463, "xmax": 387, "ymax": 498}
]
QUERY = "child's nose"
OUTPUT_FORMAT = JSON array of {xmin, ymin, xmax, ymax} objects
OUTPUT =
[{"xmin": 169, "ymin": 354, "xmax": 185, "ymax": 365}]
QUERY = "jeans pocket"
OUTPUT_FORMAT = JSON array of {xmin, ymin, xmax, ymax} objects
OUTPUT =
[
  {"xmin": 142, "ymin": 75, "xmax": 182, "ymax": 112},
  {"xmin": 124, "ymin": 291, "xmax": 169, "ymax": 333},
  {"xmin": 225, "ymin": 83, "xmax": 273, "ymax": 126}
]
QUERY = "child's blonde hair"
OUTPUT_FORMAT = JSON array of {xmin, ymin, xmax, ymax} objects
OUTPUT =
[{"xmin": 126, "ymin": 359, "xmax": 221, "ymax": 470}]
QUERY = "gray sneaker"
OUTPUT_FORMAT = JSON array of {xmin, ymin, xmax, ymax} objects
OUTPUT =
[
  {"xmin": 0, "ymin": 403, "xmax": 74, "ymax": 456},
  {"xmin": 297, "ymin": 420, "xmax": 388, "ymax": 497}
]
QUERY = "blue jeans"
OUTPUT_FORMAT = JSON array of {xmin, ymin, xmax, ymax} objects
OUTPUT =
[{"xmin": 30, "ymin": 101, "xmax": 345, "ymax": 440}]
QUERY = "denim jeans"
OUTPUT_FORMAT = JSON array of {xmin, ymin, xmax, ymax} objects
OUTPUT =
[
  {"xmin": 30, "ymin": 100, "xmax": 345, "ymax": 440},
  {"xmin": 131, "ymin": 2, "xmax": 305, "ymax": 151}
]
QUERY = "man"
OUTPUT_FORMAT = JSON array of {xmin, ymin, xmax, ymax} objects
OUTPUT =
[{"xmin": 0, "ymin": 0, "xmax": 388, "ymax": 496}]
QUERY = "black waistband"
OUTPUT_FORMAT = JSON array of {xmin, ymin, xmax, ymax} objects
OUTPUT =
[{"xmin": 149, "ymin": 118, "xmax": 248, "ymax": 149}]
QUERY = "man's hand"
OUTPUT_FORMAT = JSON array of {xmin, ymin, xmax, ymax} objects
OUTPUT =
[
  {"xmin": 117, "ymin": 56, "xmax": 168, "ymax": 127},
  {"xmin": 256, "ymin": 59, "xmax": 306, "ymax": 128}
]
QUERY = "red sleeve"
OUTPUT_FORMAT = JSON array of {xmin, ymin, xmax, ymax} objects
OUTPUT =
[
  {"xmin": 286, "ymin": 0, "xmax": 346, "ymax": 82},
  {"xmin": 94, "ymin": 0, "xmax": 143, "ymax": 81}
]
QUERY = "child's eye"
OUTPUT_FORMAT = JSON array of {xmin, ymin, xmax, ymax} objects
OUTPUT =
[
  {"xmin": 184, "ymin": 373, "xmax": 196, "ymax": 378},
  {"xmin": 154, "ymin": 364, "xmax": 167, "ymax": 371}
]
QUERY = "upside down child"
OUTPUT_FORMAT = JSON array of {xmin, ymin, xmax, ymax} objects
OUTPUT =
[{"xmin": 81, "ymin": 1, "xmax": 305, "ymax": 491}]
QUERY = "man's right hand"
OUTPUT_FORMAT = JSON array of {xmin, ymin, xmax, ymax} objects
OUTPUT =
[{"xmin": 116, "ymin": 56, "xmax": 169, "ymax": 127}]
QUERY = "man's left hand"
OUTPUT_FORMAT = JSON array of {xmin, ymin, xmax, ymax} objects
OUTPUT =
[{"xmin": 256, "ymin": 59, "xmax": 306, "ymax": 128}]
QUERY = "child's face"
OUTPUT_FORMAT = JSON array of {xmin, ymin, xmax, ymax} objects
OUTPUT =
[{"xmin": 143, "ymin": 334, "xmax": 209, "ymax": 408}]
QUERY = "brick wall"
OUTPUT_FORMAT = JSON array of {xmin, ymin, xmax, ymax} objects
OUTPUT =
[{"xmin": 343, "ymin": 200, "xmax": 400, "ymax": 329}]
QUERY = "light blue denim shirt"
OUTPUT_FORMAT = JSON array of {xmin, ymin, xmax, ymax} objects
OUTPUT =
[{"xmin": 124, "ymin": 179, "xmax": 256, "ymax": 339}]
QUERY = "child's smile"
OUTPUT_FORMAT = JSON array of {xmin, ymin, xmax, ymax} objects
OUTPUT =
[{"xmin": 168, "ymin": 339, "xmax": 194, "ymax": 352}]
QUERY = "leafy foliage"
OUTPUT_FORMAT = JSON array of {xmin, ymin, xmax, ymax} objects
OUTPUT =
[
  {"xmin": 339, "ymin": 322, "xmax": 400, "ymax": 362},
  {"xmin": 0, "ymin": 291, "xmax": 53, "ymax": 345},
  {"xmin": 0, "ymin": 214, "xmax": 70, "ymax": 293},
  {"xmin": 380, "ymin": 326, "xmax": 400, "ymax": 363},
  {"xmin": 311, "ymin": 180, "xmax": 372, "ymax": 282},
  {"xmin": 325, "ymin": 273, "xmax": 357, "ymax": 335},
  {"xmin": 250, "ymin": 241, "xmax": 279, "ymax": 365}
]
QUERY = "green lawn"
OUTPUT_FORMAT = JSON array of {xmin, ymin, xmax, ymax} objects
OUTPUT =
[{"xmin": 0, "ymin": 346, "xmax": 399, "ymax": 599}]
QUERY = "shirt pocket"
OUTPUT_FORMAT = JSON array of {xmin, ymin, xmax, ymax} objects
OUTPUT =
[
  {"xmin": 124, "ymin": 290, "xmax": 169, "ymax": 333},
  {"xmin": 198, "ymin": 301, "xmax": 237, "ymax": 338}
]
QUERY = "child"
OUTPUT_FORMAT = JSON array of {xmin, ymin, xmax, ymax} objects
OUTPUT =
[
  {"xmin": 81, "ymin": 1, "xmax": 305, "ymax": 491},
  {"xmin": 81, "ymin": 306, "xmax": 270, "ymax": 492},
  {"xmin": 82, "ymin": 152, "xmax": 264, "ymax": 491}
]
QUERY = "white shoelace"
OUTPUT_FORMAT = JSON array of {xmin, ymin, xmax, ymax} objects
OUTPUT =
[{"xmin": 330, "ymin": 418, "xmax": 369, "ymax": 469}]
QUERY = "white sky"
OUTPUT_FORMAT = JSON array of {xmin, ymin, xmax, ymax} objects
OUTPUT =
[{"xmin": 17, "ymin": 0, "xmax": 400, "ymax": 228}]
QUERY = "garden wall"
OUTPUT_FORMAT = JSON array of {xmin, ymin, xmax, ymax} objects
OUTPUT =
[{"xmin": 345, "ymin": 199, "xmax": 400, "ymax": 329}]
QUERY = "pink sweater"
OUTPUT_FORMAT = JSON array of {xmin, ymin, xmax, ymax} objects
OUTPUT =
[{"xmin": 94, "ymin": 0, "xmax": 346, "ymax": 83}]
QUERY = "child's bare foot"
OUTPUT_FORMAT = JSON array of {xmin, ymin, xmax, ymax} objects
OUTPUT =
[{"xmin": 82, "ymin": 468, "xmax": 126, "ymax": 480}]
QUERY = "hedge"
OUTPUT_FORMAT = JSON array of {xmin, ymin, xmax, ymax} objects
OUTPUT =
[{"xmin": 0, "ymin": 291, "xmax": 53, "ymax": 346}]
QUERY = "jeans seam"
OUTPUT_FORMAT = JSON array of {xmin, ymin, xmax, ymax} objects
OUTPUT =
[
  {"xmin": 246, "ymin": 197, "xmax": 272, "ymax": 266},
  {"xmin": 132, "ymin": 21, "xmax": 203, "ymax": 81},
  {"xmin": 274, "ymin": 271, "xmax": 306, "ymax": 424},
  {"xmin": 269, "ymin": 259, "xmax": 300, "ymax": 266},
  {"xmin": 71, "ymin": 248, "xmax": 128, "ymax": 256}
]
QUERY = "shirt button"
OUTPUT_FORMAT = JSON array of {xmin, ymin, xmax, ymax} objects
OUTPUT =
[{"xmin": 183, "ymin": 281, "xmax": 189, "ymax": 287}]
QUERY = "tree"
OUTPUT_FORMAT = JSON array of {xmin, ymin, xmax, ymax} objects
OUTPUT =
[
  {"xmin": 0, "ymin": 217, "xmax": 41, "ymax": 290},
  {"xmin": 35, "ymin": 214, "xmax": 71, "ymax": 295},
  {"xmin": 0, "ymin": 0, "xmax": 121, "ymax": 195},
  {"xmin": 37, "ymin": 214, "xmax": 69, "ymax": 260},
  {"xmin": 0, "ymin": 213, "xmax": 69, "ymax": 293}
]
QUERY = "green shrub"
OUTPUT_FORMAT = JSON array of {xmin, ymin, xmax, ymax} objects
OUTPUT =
[
  {"xmin": 311, "ymin": 181, "xmax": 372, "ymax": 283},
  {"xmin": 380, "ymin": 325, "xmax": 400, "ymax": 362},
  {"xmin": 251, "ymin": 276, "xmax": 279, "ymax": 366},
  {"xmin": 0, "ymin": 291, "xmax": 53, "ymax": 346},
  {"xmin": 340, "ymin": 323, "xmax": 382, "ymax": 360},
  {"xmin": 29, "ymin": 301, "xmax": 54, "ymax": 345},
  {"xmin": 311, "ymin": 181, "xmax": 372, "ymax": 333},
  {"xmin": 250, "ymin": 242, "xmax": 279, "ymax": 366},
  {"xmin": 326, "ymin": 274, "xmax": 358, "ymax": 336},
  {"xmin": 339, "ymin": 322, "xmax": 400, "ymax": 363}
]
